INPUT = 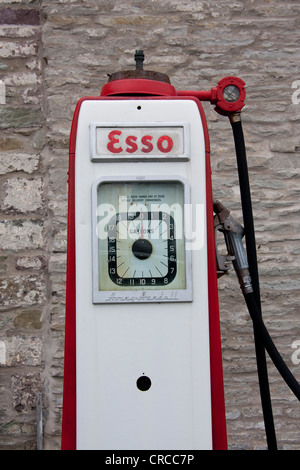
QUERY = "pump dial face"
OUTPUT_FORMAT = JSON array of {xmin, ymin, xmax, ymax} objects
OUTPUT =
[
  {"xmin": 95, "ymin": 180, "xmax": 187, "ymax": 292},
  {"xmin": 107, "ymin": 211, "xmax": 177, "ymax": 287}
]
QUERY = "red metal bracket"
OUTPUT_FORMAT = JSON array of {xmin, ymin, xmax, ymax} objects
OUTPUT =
[
  {"xmin": 177, "ymin": 76, "xmax": 246, "ymax": 115},
  {"xmin": 100, "ymin": 75, "xmax": 246, "ymax": 117}
]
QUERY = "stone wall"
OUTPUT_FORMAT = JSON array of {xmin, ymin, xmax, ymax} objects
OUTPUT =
[{"xmin": 0, "ymin": 0, "xmax": 299, "ymax": 450}]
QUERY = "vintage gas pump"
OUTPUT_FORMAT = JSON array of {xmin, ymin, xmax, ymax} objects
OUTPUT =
[
  {"xmin": 61, "ymin": 51, "xmax": 300, "ymax": 451},
  {"xmin": 61, "ymin": 50, "xmax": 243, "ymax": 451}
]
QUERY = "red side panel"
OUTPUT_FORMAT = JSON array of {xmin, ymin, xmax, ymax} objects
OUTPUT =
[
  {"xmin": 61, "ymin": 102, "xmax": 81, "ymax": 450},
  {"xmin": 61, "ymin": 151, "xmax": 76, "ymax": 450},
  {"xmin": 197, "ymin": 103, "xmax": 228, "ymax": 450}
]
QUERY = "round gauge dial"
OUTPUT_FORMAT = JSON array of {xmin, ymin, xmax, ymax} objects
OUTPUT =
[
  {"xmin": 96, "ymin": 179, "xmax": 187, "ymax": 292},
  {"xmin": 222, "ymin": 84, "xmax": 240, "ymax": 103}
]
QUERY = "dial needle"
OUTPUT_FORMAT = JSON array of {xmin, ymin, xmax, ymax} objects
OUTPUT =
[{"xmin": 140, "ymin": 211, "xmax": 144, "ymax": 239}]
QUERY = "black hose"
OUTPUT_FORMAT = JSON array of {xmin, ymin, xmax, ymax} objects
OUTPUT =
[
  {"xmin": 230, "ymin": 115, "xmax": 278, "ymax": 450},
  {"xmin": 230, "ymin": 118, "xmax": 260, "ymax": 306},
  {"xmin": 244, "ymin": 292, "xmax": 300, "ymax": 401}
]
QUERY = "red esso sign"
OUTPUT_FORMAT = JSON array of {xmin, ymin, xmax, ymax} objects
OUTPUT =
[
  {"xmin": 107, "ymin": 130, "xmax": 174, "ymax": 154},
  {"xmin": 95, "ymin": 126, "xmax": 184, "ymax": 157}
]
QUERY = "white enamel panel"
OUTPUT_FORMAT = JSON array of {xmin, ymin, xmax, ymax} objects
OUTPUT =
[{"xmin": 74, "ymin": 99, "xmax": 212, "ymax": 450}]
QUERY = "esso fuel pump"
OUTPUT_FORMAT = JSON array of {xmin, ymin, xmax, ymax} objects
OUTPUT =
[{"xmin": 61, "ymin": 51, "xmax": 247, "ymax": 451}]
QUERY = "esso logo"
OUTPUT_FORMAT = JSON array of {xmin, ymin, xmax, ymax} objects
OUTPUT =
[
  {"xmin": 94, "ymin": 125, "xmax": 185, "ymax": 160},
  {"xmin": 107, "ymin": 130, "xmax": 174, "ymax": 155}
]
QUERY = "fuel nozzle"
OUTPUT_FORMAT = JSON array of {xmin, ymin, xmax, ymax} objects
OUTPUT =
[{"xmin": 214, "ymin": 200, "xmax": 253, "ymax": 294}]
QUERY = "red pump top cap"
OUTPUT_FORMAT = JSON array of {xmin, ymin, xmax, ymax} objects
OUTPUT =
[{"xmin": 100, "ymin": 78, "xmax": 177, "ymax": 97}]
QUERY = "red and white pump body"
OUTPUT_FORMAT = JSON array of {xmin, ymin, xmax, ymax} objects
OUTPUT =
[{"xmin": 61, "ymin": 57, "xmax": 245, "ymax": 450}]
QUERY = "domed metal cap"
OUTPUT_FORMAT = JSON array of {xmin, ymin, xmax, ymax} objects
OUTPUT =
[{"xmin": 107, "ymin": 50, "xmax": 171, "ymax": 84}]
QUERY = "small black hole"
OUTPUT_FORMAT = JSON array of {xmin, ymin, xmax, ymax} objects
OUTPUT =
[
  {"xmin": 137, "ymin": 105, "xmax": 141, "ymax": 110},
  {"xmin": 137, "ymin": 375, "xmax": 151, "ymax": 391}
]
